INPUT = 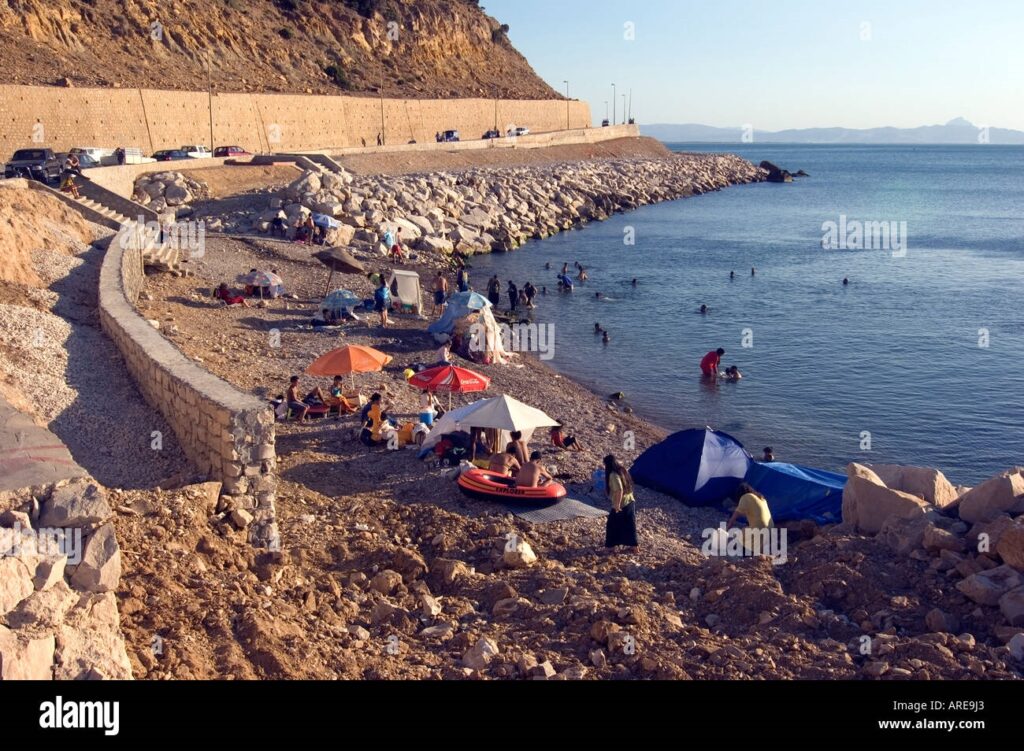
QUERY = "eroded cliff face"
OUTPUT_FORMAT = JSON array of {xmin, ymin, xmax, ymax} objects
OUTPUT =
[{"xmin": 0, "ymin": 0, "xmax": 558, "ymax": 98}]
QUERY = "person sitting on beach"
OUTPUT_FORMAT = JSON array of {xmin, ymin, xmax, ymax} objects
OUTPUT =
[
  {"xmin": 551, "ymin": 424, "xmax": 585, "ymax": 452},
  {"xmin": 517, "ymin": 451, "xmax": 553, "ymax": 489},
  {"xmin": 313, "ymin": 376, "xmax": 357, "ymax": 416},
  {"xmin": 507, "ymin": 431, "xmax": 528, "ymax": 465},
  {"xmin": 762, "ymin": 447, "xmax": 775, "ymax": 463},
  {"xmin": 725, "ymin": 365, "xmax": 743, "ymax": 381},
  {"xmin": 435, "ymin": 341, "xmax": 453, "ymax": 367},
  {"xmin": 286, "ymin": 376, "xmax": 309, "ymax": 422},
  {"xmin": 701, "ymin": 348, "xmax": 726, "ymax": 378},
  {"xmin": 271, "ymin": 216, "xmax": 287, "ymax": 237},
  {"xmin": 215, "ymin": 283, "xmax": 248, "ymax": 307},
  {"xmin": 488, "ymin": 446, "xmax": 521, "ymax": 477},
  {"xmin": 470, "ymin": 427, "xmax": 491, "ymax": 464},
  {"xmin": 243, "ymin": 269, "xmax": 259, "ymax": 296},
  {"xmin": 418, "ymin": 391, "xmax": 440, "ymax": 428}
]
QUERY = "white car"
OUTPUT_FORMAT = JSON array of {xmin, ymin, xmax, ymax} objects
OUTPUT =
[
  {"xmin": 181, "ymin": 145, "xmax": 213, "ymax": 159},
  {"xmin": 507, "ymin": 127, "xmax": 531, "ymax": 137},
  {"xmin": 69, "ymin": 146, "xmax": 113, "ymax": 163}
]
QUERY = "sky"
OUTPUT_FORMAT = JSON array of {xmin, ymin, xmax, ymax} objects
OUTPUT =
[{"xmin": 483, "ymin": 0, "xmax": 1024, "ymax": 130}]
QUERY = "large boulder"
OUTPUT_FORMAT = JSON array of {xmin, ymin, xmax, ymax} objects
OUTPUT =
[
  {"xmin": 286, "ymin": 171, "xmax": 322, "ymax": 201},
  {"xmin": 70, "ymin": 524, "xmax": 121, "ymax": 593},
  {"xmin": 868, "ymin": 464, "xmax": 959, "ymax": 507},
  {"xmin": 39, "ymin": 479, "xmax": 111, "ymax": 529},
  {"xmin": 958, "ymin": 470, "xmax": 1024, "ymax": 524},
  {"xmin": 53, "ymin": 592, "xmax": 133, "ymax": 680},
  {"xmin": 0, "ymin": 557, "xmax": 34, "ymax": 616},
  {"xmin": 999, "ymin": 586, "xmax": 1024, "ymax": 627},
  {"xmin": 842, "ymin": 463, "xmax": 931, "ymax": 535},
  {"xmin": 995, "ymin": 520, "xmax": 1024, "ymax": 571},
  {"xmin": 0, "ymin": 625, "xmax": 54, "ymax": 680},
  {"xmin": 332, "ymin": 224, "xmax": 356, "ymax": 247},
  {"xmin": 461, "ymin": 637, "xmax": 499, "ymax": 671},
  {"xmin": 163, "ymin": 183, "xmax": 192, "ymax": 206},
  {"xmin": 956, "ymin": 565, "xmax": 1024, "ymax": 606}
]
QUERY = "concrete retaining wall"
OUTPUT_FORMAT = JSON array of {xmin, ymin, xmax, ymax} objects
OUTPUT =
[
  {"xmin": 0, "ymin": 83, "xmax": 591, "ymax": 158},
  {"xmin": 97, "ymin": 224, "xmax": 278, "ymax": 546}
]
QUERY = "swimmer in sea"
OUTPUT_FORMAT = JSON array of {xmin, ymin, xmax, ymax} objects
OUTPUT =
[
  {"xmin": 730, "ymin": 271, "xmax": 735, "ymax": 280},
  {"xmin": 545, "ymin": 262, "xmax": 551, "ymax": 271},
  {"xmin": 578, "ymin": 268, "xmax": 588, "ymax": 281},
  {"xmin": 596, "ymin": 292, "xmax": 603, "ymax": 300},
  {"xmin": 602, "ymin": 331, "xmax": 610, "ymax": 345},
  {"xmin": 594, "ymin": 323, "xmax": 603, "ymax": 334},
  {"xmin": 562, "ymin": 263, "xmax": 569, "ymax": 276},
  {"xmin": 631, "ymin": 278, "xmax": 638, "ymax": 287},
  {"xmin": 700, "ymin": 304, "xmax": 709, "ymax": 315},
  {"xmin": 843, "ymin": 277, "xmax": 849, "ymax": 286},
  {"xmin": 725, "ymin": 365, "xmax": 743, "ymax": 381},
  {"xmin": 752, "ymin": 267, "xmax": 757, "ymax": 276}
]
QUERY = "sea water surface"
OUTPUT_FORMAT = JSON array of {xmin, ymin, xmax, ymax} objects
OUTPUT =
[{"xmin": 468, "ymin": 144, "xmax": 1024, "ymax": 484}]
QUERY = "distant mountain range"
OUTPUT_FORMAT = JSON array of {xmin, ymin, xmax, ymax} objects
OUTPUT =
[{"xmin": 641, "ymin": 118, "xmax": 1024, "ymax": 145}]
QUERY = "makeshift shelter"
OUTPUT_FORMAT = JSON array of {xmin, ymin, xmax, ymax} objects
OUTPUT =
[
  {"xmin": 387, "ymin": 270, "xmax": 423, "ymax": 316},
  {"xmin": 418, "ymin": 395, "xmax": 558, "ymax": 459},
  {"xmin": 427, "ymin": 291, "xmax": 511, "ymax": 365},
  {"xmin": 744, "ymin": 462, "xmax": 845, "ymax": 525},
  {"xmin": 314, "ymin": 248, "xmax": 366, "ymax": 297},
  {"xmin": 631, "ymin": 428, "xmax": 752, "ymax": 507}
]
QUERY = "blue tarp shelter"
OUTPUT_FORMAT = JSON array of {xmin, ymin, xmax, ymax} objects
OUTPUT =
[
  {"xmin": 428, "ymin": 291, "xmax": 492, "ymax": 338},
  {"xmin": 744, "ymin": 462, "xmax": 846, "ymax": 525},
  {"xmin": 631, "ymin": 428, "xmax": 752, "ymax": 507}
]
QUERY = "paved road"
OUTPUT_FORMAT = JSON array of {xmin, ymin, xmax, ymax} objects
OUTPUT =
[{"xmin": 0, "ymin": 396, "xmax": 87, "ymax": 492}]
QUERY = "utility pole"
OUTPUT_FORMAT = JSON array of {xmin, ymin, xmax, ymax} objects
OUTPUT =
[
  {"xmin": 628, "ymin": 88, "xmax": 633, "ymax": 122},
  {"xmin": 612, "ymin": 83, "xmax": 617, "ymax": 126},
  {"xmin": 207, "ymin": 55, "xmax": 214, "ymax": 150},
  {"xmin": 563, "ymin": 80, "xmax": 570, "ymax": 130},
  {"xmin": 379, "ymin": 60, "xmax": 386, "ymax": 147},
  {"xmin": 622, "ymin": 94, "xmax": 626, "ymax": 125}
]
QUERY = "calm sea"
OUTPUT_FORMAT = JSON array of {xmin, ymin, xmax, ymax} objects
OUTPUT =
[{"xmin": 468, "ymin": 143, "xmax": 1024, "ymax": 485}]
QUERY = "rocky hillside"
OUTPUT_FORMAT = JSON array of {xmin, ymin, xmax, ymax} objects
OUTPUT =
[{"xmin": 0, "ymin": 0, "xmax": 558, "ymax": 98}]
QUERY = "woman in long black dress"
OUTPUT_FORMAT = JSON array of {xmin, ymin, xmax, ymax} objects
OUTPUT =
[{"xmin": 604, "ymin": 455, "xmax": 638, "ymax": 550}]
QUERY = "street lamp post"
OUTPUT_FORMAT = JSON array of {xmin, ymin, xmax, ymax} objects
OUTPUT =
[
  {"xmin": 612, "ymin": 83, "xmax": 617, "ymax": 126},
  {"xmin": 604, "ymin": 101, "xmax": 609, "ymax": 123},
  {"xmin": 563, "ymin": 80, "xmax": 570, "ymax": 130},
  {"xmin": 622, "ymin": 94, "xmax": 626, "ymax": 124}
]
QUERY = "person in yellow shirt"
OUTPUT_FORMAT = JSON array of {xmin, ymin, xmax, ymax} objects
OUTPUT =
[{"xmin": 728, "ymin": 483, "xmax": 773, "ymax": 530}]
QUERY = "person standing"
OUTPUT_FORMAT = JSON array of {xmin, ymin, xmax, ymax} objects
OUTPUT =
[
  {"xmin": 507, "ymin": 280, "xmax": 519, "ymax": 312},
  {"xmin": 374, "ymin": 277, "xmax": 391, "ymax": 328},
  {"xmin": 604, "ymin": 455, "xmax": 638, "ymax": 550},
  {"xmin": 700, "ymin": 348, "xmax": 726, "ymax": 378},
  {"xmin": 456, "ymin": 262, "xmax": 470, "ymax": 293},
  {"xmin": 487, "ymin": 275, "xmax": 501, "ymax": 308},
  {"xmin": 432, "ymin": 271, "xmax": 448, "ymax": 318},
  {"xmin": 524, "ymin": 281, "xmax": 537, "ymax": 307}
]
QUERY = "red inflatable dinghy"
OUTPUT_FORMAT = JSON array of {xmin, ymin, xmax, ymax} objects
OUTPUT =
[{"xmin": 457, "ymin": 468, "xmax": 567, "ymax": 506}]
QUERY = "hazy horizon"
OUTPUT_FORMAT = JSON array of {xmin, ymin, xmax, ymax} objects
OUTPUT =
[{"xmin": 486, "ymin": 0, "xmax": 1024, "ymax": 131}]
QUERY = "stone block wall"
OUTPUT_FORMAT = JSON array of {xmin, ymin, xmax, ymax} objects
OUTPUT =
[
  {"xmin": 0, "ymin": 84, "xmax": 592, "ymax": 157},
  {"xmin": 97, "ymin": 224, "xmax": 278, "ymax": 546}
]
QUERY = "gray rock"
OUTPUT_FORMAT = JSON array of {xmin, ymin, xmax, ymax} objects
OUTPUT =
[
  {"xmin": 39, "ymin": 479, "xmax": 111, "ymax": 529},
  {"xmin": 70, "ymin": 524, "xmax": 121, "ymax": 593}
]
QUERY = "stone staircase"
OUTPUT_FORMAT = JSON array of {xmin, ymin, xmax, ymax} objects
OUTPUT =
[{"xmin": 76, "ymin": 196, "xmax": 132, "ymax": 226}]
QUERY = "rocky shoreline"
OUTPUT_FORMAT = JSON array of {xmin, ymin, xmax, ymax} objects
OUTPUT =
[{"xmin": 246, "ymin": 152, "xmax": 765, "ymax": 255}]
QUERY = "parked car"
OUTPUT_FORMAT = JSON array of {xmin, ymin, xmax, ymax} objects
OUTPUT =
[
  {"xmin": 441, "ymin": 130, "xmax": 460, "ymax": 143},
  {"xmin": 481, "ymin": 129, "xmax": 501, "ymax": 140},
  {"xmin": 152, "ymin": 149, "xmax": 190, "ymax": 162},
  {"xmin": 69, "ymin": 146, "xmax": 112, "ymax": 164},
  {"xmin": 4, "ymin": 148, "xmax": 63, "ymax": 183},
  {"xmin": 507, "ymin": 126, "xmax": 530, "ymax": 137},
  {"xmin": 213, "ymin": 145, "xmax": 252, "ymax": 158},
  {"xmin": 75, "ymin": 153, "xmax": 102, "ymax": 169},
  {"xmin": 181, "ymin": 145, "xmax": 213, "ymax": 159},
  {"xmin": 601, "ymin": 119, "xmax": 610, "ymax": 127}
]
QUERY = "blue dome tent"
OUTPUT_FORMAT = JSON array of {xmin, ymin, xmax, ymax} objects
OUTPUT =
[
  {"xmin": 631, "ymin": 428, "xmax": 752, "ymax": 506},
  {"xmin": 744, "ymin": 462, "xmax": 846, "ymax": 525}
]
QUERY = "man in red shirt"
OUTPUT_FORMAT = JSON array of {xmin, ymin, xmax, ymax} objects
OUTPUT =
[{"xmin": 700, "ymin": 348, "xmax": 726, "ymax": 378}]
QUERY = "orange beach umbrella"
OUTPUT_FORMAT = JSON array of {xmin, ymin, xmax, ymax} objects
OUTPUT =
[{"xmin": 306, "ymin": 345, "xmax": 393, "ymax": 378}]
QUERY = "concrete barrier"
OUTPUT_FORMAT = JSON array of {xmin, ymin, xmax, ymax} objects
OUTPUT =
[{"xmin": 97, "ymin": 223, "xmax": 278, "ymax": 546}]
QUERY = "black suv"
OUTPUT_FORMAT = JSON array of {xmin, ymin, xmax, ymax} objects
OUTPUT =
[{"xmin": 4, "ymin": 148, "xmax": 63, "ymax": 183}]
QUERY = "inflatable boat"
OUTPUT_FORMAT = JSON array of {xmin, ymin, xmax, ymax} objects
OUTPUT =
[{"xmin": 457, "ymin": 468, "xmax": 567, "ymax": 506}]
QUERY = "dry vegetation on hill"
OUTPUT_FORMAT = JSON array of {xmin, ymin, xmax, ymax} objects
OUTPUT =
[{"xmin": 0, "ymin": 0, "xmax": 559, "ymax": 99}]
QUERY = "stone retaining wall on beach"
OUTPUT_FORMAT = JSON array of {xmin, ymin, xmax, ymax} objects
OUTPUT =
[{"xmin": 97, "ymin": 224, "xmax": 278, "ymax": 546}]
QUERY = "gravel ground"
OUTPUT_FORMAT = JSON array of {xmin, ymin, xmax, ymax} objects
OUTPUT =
[{"xmin": 0, "ymin": 198, "xmax": 189, "ymax": 489}]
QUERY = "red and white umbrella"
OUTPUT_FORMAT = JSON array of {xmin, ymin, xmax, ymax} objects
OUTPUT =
[{"xmin": 407, "ymin": 365, "xmax": 490, "ymax": 409}]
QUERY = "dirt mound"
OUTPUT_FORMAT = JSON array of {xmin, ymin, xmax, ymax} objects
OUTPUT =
[
  {"xmin": 0, "ymin": 0, "xmax": 557, "ymax": 99},
  {"xmin": 0, "ymin": 183, "xmax": 95, "ymax": 289}
]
